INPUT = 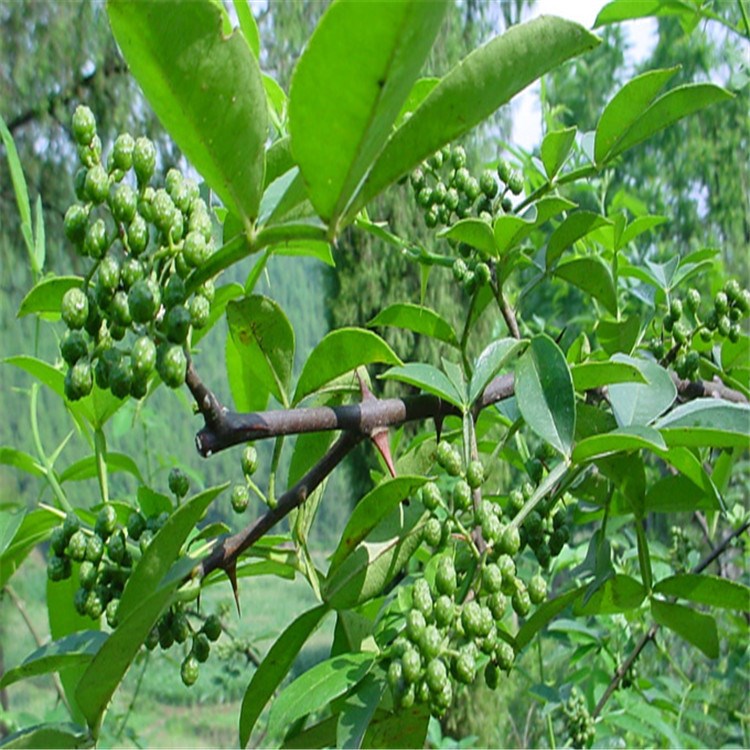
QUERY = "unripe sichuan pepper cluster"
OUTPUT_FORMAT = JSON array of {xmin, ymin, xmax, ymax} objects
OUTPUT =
[
  {"xmin": 381, "ymin": 440, "xmax": 571, "ymax": 716},
  {"xmin": 47, "ymin": 467, "xmax": 224, "ymax": 686},
  {"xmin": 409, "ymin": 145, "xmax": 523, "ymax": 296},
  {"xmin": 60, "ymin": 106, "xmax": 217, "ymax": 401}
]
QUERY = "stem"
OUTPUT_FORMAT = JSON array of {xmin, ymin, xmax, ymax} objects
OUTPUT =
[
  {"xmin": 738, "ymin": 0, "xmax": 750, "ymax": 37},
  {"xmin": 490, "ymin": 279, "xmax": 521, "ymax": 339},
  {"xmin": 115, "ymin": 651, "xmax": 150, "ymax": 739},
  {"xmin": 94, "ymin": 428, "xmax": 109, "ymax": 505}
]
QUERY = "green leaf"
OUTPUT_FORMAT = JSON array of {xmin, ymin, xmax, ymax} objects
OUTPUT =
[
  {"xmin": 570, "ymin": 360, "xmax": 646, "ymax": 391},
  {"xmin": 596, "ymin": 315, "xmax": 640, "ymax": 356},
  {"xmin": 232, "ymin": 0, "xmax": 260, "ymax": 58},
  {"xmin": 594, "ymin": 0, "xmax": 702, "ymax": 27},
  {"xmin": 361, "ymin": 705, "xmax": 431, "ymax": 749},
  {"xmin": 608, "ymin": 355, "xmax": 676, "ymax": 427},
  {"xmin": 0, "ymin": 508, "xmax": 59, "ymax": 589},
  {"xmin": 107, "ymin": 0, "xmax": 267, "ymax": 223},
  {"xmin": 33, "ymin": 195, "xmax": 45, "ymax": 273},
  {"xmin": 58, "ymin": 452, "xmax": 143, "ymax": 484},
  {"xmin": 438, "ymin": 219, "xmax": 496, "ymax": 256},
  {"xmin": 618, "ymin": 215, "xmax": 668, "ymax": 249},
  {"xmin": 493, "ymin": 197, "xmax": 577, "ymax": 255},
  {"xmin": 294, "ymin": 329, "xmax": 401, "ymax": 404},
  {"xmin": 75, "ymin": 555, "xmax": 198, "ymax": 729},
  {"xmin": 369, "ymin": 303, "xmax": 458, "ymax": 348},
  {"xmin": 192, "ymin": 282, "xmax": 244, "ymax": 346},
  {"xmin": 658, "ymin": 446, "xmax": 721, "ymax": 505},
  {"xmin": 380, "ymin": 363, "xmax": 463, "ymax": 409},
  {"xmin": 282, "ymin": 716, "xmax": 338, "ymax": 750},
  {"xmin": 644, "ymin": 474, "xmax": 721, "ymax": 513},
  {"xmin": 546, "ymin": 211, "xmax": 610, "ymax": 268},
  {"xmin": 469, "ymin": 338, "xmax": 525, "ymax": 405},
  {"xmin": 595, "ymin": 453, "xmax": 646, "ymax": 516},
  {"xmin": 329, "ymin": 476, "xmax": 428, "ymax": 571},
  {"xmin": 349, "ymin": 16, "xmax": 600, "ymax": 218},
  {"xmin": 515, "ymin": 587, "xmax": 584, "ymax": 650},
  {"xmin": 0, "ymin": 722, "xmax": 89, "ymax": 749},
  {"xmin": 117, "ymin": 483, "xmax": 227, "ymax": 623},
  {"xmin": 0, "ymin": 631, "xmax": 107, "ymax": 690},
  {"xmin": 289, "ymin": 0, "xmax": 447, "ymax": 223},
  {"xmin": 654, "ymin": 574, "xmax": 750, "ymax": 611},
  {"xmin": 654, "ymin": 399, "xmax": 750, "ymax": 448},
  {"xmin": 397, "ymin": 77, "xmax": 440, "ymax": 125},
  {"xmin": 575, "ymin": 574, "xmax": 646, "ymax": 615},
  {"xmin": 0, "ymin": 507, "xmax": 25, "ymax": 557},
  {"xmin": 572, "ymin": 425, "xmax": 666, "ymax": 462},
  {"xmin": 227, "ymin": 295, "xmax": 295, "ymax": 408},
  {"xmin": 17, "ymin": 276, "xmax": 82, "ymax": 318},
  {"xmin": 515, "ymin": 334, "xmax": 575, "ymax": 457},
  {"xmin": 0, "ymin": 447, "xmax": 44, "ymax": 478},
  {"xmin": 650, "ymin": 599, "xmax": 719, "ymax": 658},
  {"xmin": 337, "ymin": 673, "xmax": 384, "ymax": 750},
  {"xmin": 267, "ymin": 653, "xmax": 375, "ymax": 740},
  {"xmin": 594, "ymin": 67, "xmax": 678, "ymax": 164},
  {"xmin": 541, "ymin": 126, "xmax": 576, "ymax": 179},
  {"xmin": 324, "ymin": 502, "xmax": 426, "ymax": 610},
  {"xmin": 239, "ymin": 605, "xmax": 329, "ymax": 748},
  {"xmin": 554, "ymin": 256, "xmax": 617, "ymax": 315}
]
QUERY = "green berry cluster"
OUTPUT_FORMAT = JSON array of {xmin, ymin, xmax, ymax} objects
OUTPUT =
[
  {"xmin": 46, "ymin": 504, "xmax": 168, "ymax": 625},
  {"xmin": 650, "ymin": 280, "xmax": 749, "ymax": 380},
  {"xmin": 60, "ymin": 105, "xmax": 217, "ymax": 402},
  {"xmin": 409, "ymin": 148, "xmax": 522, "ymax": 230},
  {"xmin": 382, "ymin": 441, "xmax": 570, "ymax": 715},
  {"xmin": 563, "ymin": 688, "xmax": 595, "ymax": 749},
  {"xmin": 669, "ymin": 525, "xmax": 691, "ymax": 573},
  {"xmin": 230, "ymin": 445, "xmax": 258, "ymax": 514}
]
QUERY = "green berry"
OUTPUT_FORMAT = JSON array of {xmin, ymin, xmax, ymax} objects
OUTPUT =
[
  {"xmin": 157, "ymin": 344, "xmax": 187, "ymax": 388},
  {"xmin": 107, "ymin": 529, "xmax": 126, "ymax": 564},
  {"xmin": 724, "ymin": 279, "xmax": 741, "ymax": 303},
  {"xmin": 413, "ymin": 578, "xmax": 433, "ymax": 619},
  {"xmin": 231, "ymin": 484, "xmax": 250, "ymax": 513},
  {"xmin": 110, "ymin": 291, "xmax": 132, "ymax": 327},
  {"xmin": 718, "ymin": 315, "xmax": 732, "ymax": 338},
  {"xmin": 127, "ymin": 510, "xmax": 147, "ymax": 541},
  {"xmin": 729, "ymin": 323, "xmax": 742, "ymax": 343},
  {"xmin": 512, "ymin": 584, "xmax": 531, "ymax": 617},
  {"xmin": 436, "ymin": 441, "xmax": 461, "ymax": 477},
  {"xmin": 424, "ymin": 206, "xmax": 439, "ymax": 228},
  {"xmin": 387, "ymin": 659, "xmax": 404, "ymax": 692},
  {"xmin": 164, "ymin": 305, "xmax": 191, "ymax": 344},
  {"xmin": 496, "ymin": 641, "xmax": 514, "ymax": 670},
  {"xmin": 181, "ymin": 655, "xmax": 199, "ymax": 687},
  {"xmin": 669, "ymin": 299, "xmax": 683, "ymax": 321},
  {"xmin": 451, "ymin": 146, "xmax": 467, "ymax": 169},
  {"xmin": 139, "ymin": 530, "xmax": 154, "ymax": 553},
  {"xmin": 461, "ymin": 601, "xmax": 483, "ymax": 638},
  {"xmin": 715, "ymin": 291, "xmax": 729, "ymax": 315},
  {"xmin": 62, "ymin": 287, "xmax": 89, "ymax": 330},
  {"xmin": 423, "ymin": 517, "xmax": 443, "ymax": 548},
  {"xmin": 60, "ymin": 330, "xmax": 88, "ymax": 365},
  {"xmin": 406, "ymin": 609, "xmax": 427, "ymax": 643},
  {"xmin": 202, "ymin": 614, "xmax": 222, "ymax": 642},
  {"xmin": 487, "ymin": 591, "xmax": 508, "ymax": 621},
  {"xmin": 85, "ymin": 589, "xmax": 104, "ymax": 620},
  {"xmin": 507, "ymin": 172, "xmax": 523, "ymax": 195},
  {"xmin": 483, "ymin": 563, "xmax": 503, "ymax": 594},
  {"xmin": 466, "ymin": 460, "xmax": 484, "ymax": 489},
  {"xmin": 129, "ymin": 336, "xmax": 156, "ymax": 381},
  {"xmin": 500, "ymin": 525, "xmax": 520, "ymax": 556},
  {"xmin": 128, "ymin": 279, "xmax": 159, "ymax": 324},
  {"xmin": 496, "ymin": 159, "xmax": 511, "ymax": 183},
  {"xmin": 168, "ymin": 467, "xmax": 190, "ymax": 498},
  {"xmin": 454, "ymin": 650, "xmax": 477, "ymax": 685},
  {"xmin": 111, "ymin": 183, "xmax": 137, "ymax": 224},
  {"xmin": 77, "ymin": 134, "xmax": 102, "ymax": 169},
  {"xmin": 480, "ymin": 170, "xmax": 498, "ymax": 198},
  {"xmin": 133, "ymin": 137, "xmax": 156, "ymax": 186},
  {"xmin": 434, "ymin": 595, "xmax": 454, "ymax": 628},
  {"xmin": 64, "ymin": 204, "xmax": 89, "ymax": 244},
  {"xmin": 95, "ymin": 504, "xmax": 117, "ymax": 540},
  {"xmin": 110, "ymin": 133, "xmax": 135, "ymax": 172},
  {"xmin": 452, "ymin": 479, "xmax": 472, "ymax": 511},
  {"xmin": 85, "ymin": 164, "xmax": 109, "ymax": 204},
  {"xmin": 686, "ymin": 288, "xmax": 700, "ymax": 313},
  {"xmin": 673, "ymin": 322, "xmax": 688, "ymax": 346},
  {"xmin": 127, "ymin": 214, "xmax": 149, "ymax": 256},
  {"xmin": 189, "ymin": 295, "xmax": 211, "ymax": 329},
  {"xmin": 192, "ymin": 632, "xmax": 211, "ymax": 663},
  {"xmin": 183, "ymin": 231, "xmax": 208, "ymax": 267},
  {"xmin": 482, "ymin": 514, "xmax": 502, "ymax": 544},
  {"xmin": 484, "ymin": 661, "xmax": 499, "ymax": 689},
  {"xmin": 410, "ymin": 168, "xmax": 425, "ymax": 192},
  {"xmin": 435, "ymin": 555, "xmax": 457, "ymax": 596},
  {"xmin": 475, "ymin": 262, "xmax": 491, "ymax": 286},
  {"xmin": 464, "ymin": 176, "xmax": 481, "ymax": 202},
  {"xmin": 529, "ymin": 573, "xmax": 547, "ymax": 605},
  {"xmin": 736, "ymin": 289, "xmax": 750, "ymax": 315},
  {"xmin": 421, "ymin": 481, "xmax": 442, "ymax": 512},
  {"xmin": 401, "ymin": 648, "xmax": 422, "ymax": 684},
  {"xmin": 452, "ymin": 258, "xmax": 468, "ymax": 282},
  {"xmin": 429, "ymin": 150, "xmax": 444, "ymax": 169},
  {"xmin": 50, "ymin": 526, "xmax": 67, "ymax": 557},
  {"xmin": 162, "ymin": 276, "xmax": 186, "ymax": 310},
  {"xmin": 172, "ymin": 612, "xmax": 190, "ymax": 644},
  {"xmin": 426, "ymin": 658, "xmax": 449, "ymax": 693},
  {"xmin": 106, "ymin": 598, "xmax": 120, "ymax": 628},
  {"xmin": 420, "ymin": 624, "xmax": 442, "ymax": 660},
  {"xmin": 65, "ymin": 360, "xmax": 93, "ymax": 401},
  {"xmin": 445, "ymin": 187, "xmax": 460, "ymax": 211},
  {"xmin": 72, "ymin": 105, "xmax": 96, "ymax": 145},
  {"xmin": 47, "ymin": 554, "xmax": 71, "ymax": 582}
]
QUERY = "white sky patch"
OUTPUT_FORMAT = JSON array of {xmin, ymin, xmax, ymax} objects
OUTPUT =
[{"xmin": 511, "ymin": 0, "xmax": 658, "ymax": 151}]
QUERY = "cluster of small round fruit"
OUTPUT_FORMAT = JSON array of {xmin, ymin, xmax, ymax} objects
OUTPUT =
[
  {"xmin": 46, "ymin": 468, "xmax": 191, "ymax": 625},
  {"xmin": 563, "ymin": 688, "xmax": 596, "ymax": 749},
  {"xmin": 59, "ymin": 105, "xmax": 217, "ymax": 401},
  {"xmin": 382, "ymin": 440, "xmax": 570, "ymax": 715},
  {"xmin": 229, "ymin": 445, "xmax": 259, "ymax": 514},
  {"xmin": 409, "ymin": 146, "xmax": 523, "ymax": 230},
  {"xmin": 650, "ymin": 281, "xmax": 749, "ymax": 380}
]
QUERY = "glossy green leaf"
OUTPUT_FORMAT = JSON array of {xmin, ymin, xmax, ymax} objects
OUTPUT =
[
  {"xmin": 107, "ymin": 0, "xmax": 267, "ymax": 222},
  {"xmin": 0, "ymin": 507, "xmax": 25, "ymax": 558},
  {"xmin": 658, "ymin": 446, "xmax": 721, "ymax": 505},
  {"xmin": 369, "ymin": 303, "xmax": 458, "ymax": 348},
  {"xmin": 239, "ymin": 604, "xmax": 329, "ymax": 748},
  {"xmin": 596, "ymin": 315, "xmax": 640, "ymax": 356},
  {"xmin": 380, "ymin": 363, "xmax": 463, "ymax": 409},
  {"xmin": 289, "ymin": 0, "xmax": 447, "ymax": 223},
  {"xmin": 570, "ymin": 360, "xmax": 646, "ymax": 391},
  {"xmin": 515, "ymin": 587, "xmax": 584, "ymax": 650},
  {"xmin": 469, "ymin": 338, "xmax": 525, "ymax": 405},
  {"xmin": 282, "ymin": 716, "xmax": 338, "ymax": 750},
  {"xmin": 608, "ymin": 355, "xmax": 676, "ymax": 427},
  {"xmin": 438, "ymin": 219, "xmax": 496, "ymax": 256},
  {"xmin": 0, "ymin": 508, "xmax": 59, "ymax": 589},
  {"xmin": 17, "ymin": 276, "xmax": 82, "ymax": 318},
  {"xmin": 361, "ymin": 705, "xmax": 431, "ymax": 749},
  {"xmin": 324, "ymin": 502, "xmax": 426, "ymax": 610},
  {"xmin": 58, "ymin": 452, "xmax": 143, "ymax": 484},
  {"xmin": 258, "ymin": 168, "xmax": 301, "ymax": 225},
  {"xmin": 76, "ymin": 555, "xmax": 198, "ymax": 729},
  {"xmin": 651, "ymin": 599, "xmax": 719, "ymax": 658},
  {"xmin": 329, "ymin": 475, "xmax": 427, "ymax": 571},
  {"xmin": 493, "ymin": 215, "xmax": 534, "ymax": 254},
  {"xmin": 227, "ymin": 295, "xmax": 295, "ymax": 408},
  {"xmin": 654, "ymin": 399, "xmax": 750, "ymax": 448},
  {"xmin": 554, "ymin": 256, "xmax": 617, "ymax": 315},
  {"xmin": 0, "ymin": 631, "xmax": 107, "ymax": 689},
  {"xmin": 117, "ymin": 483, "xmax": 227, "ymax": 623},
  {"xmin": 336, "ymin": 673, "xmax": 384, "ymax": 750},
  {"xmin": 232, "ymin": 0, "xmax": 260, "ymax": 58},
  {"xmin": 541, "ymin": 126, "xmax": 576, "ymax": 179},
  {"xmin": 397, "ymin": 77, "xmax": 440, "ymax": 125},
  {"xmin": 295, "ymin": 328, "xmax": 401, "ymax": 404},
  {"xmin": 618, "ymin": 214, "xmax": 668, "ymax": 248},
  {"xmin": 350, "ymin": 16, "xmax": 600, "ymax": 218},
  {"xmin": 594, "ymin": 0, "xmax": 704, "ymax": 27},
  {"xmin": 267, "ymin": 653, "xmax": 375, "ymax": 739},
  {"xmin": 594, "ymin": 67, "xmax": 678, "ymax": 164},
  {"xmin": 645, "ymin": 474, "xmax": 721, "ymax": 513},
  {"xmin": 546, "ymin": 211, "xmax": 610, "ymax": 268},
  {"xmin": 515, "ymin": 334, "xmax": 575, "ymax": 457},
  {"xmin": 0, "ymin": 722, "xmax": 89, "ymax": 749},
  {"xmin": 575, "ymin": 574, "xmax": 646, "ymax": 615},
  {"xmin": 0, "ymin": 447, "xmax": 44, "ymax": 478},
  {"xmin": 573, "ymin": 425, "xmax": 666, "ymax": 462},
  {"xmin": 595, "ymin": 452, "xmax": 646, "ymax": 516},
  {"xmin": 654, "ymin": 574, "xmax": 750, "ymax": 611}
]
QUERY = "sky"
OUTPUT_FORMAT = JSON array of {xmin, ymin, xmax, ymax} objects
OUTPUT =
[{"xmin": 511, "ymin": 0, "xmax": 659, "ymax": 150}]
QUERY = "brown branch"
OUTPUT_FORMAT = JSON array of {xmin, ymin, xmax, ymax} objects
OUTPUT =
[
  {"xmin": 198, "ymin": 431, "xmax": 364, "ymax": 579},
  {"xmin": 671, "ymin": 371, "xmax": 748, "ymax": 404},
  {"xmin": 592, "ymin": 518, "xmax": 750, "ymax": 719}
]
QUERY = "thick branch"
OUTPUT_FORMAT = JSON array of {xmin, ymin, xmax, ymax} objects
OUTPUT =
[
  {"xmin": 592, "ymin": 519, "xmax": 750, "ymax": 718},
  {"xmin": 199, "ymin": 431, "xmax": 363, "ymax": 579},
  {"xmin": 671, "ymin": 372, "xmax": 748, "ymax": 404}
]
